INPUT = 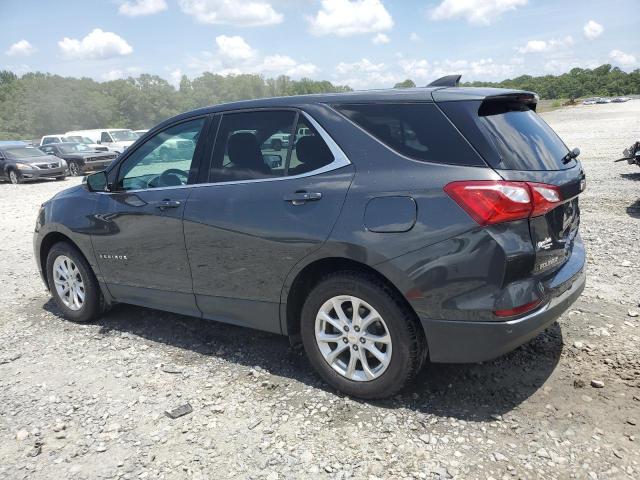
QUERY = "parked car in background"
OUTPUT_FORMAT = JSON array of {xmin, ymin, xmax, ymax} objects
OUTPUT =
[
  {"xmin": 65, "ymin": 129, "xmax": 138, "ymax": 154},
  {"xmin": 40, "ymin": 134, "xmax": 70, "ymax": 145},
  {"xmin": 64, "ymin": 135, "xmax": 110, "ymax": 152},
  {"xmin": 34, "ymin": 79, "xmax": 586, "ymax": 398},
  {"xmin": 582, "ymin": 98, "xmax": 597, "ymax": 105},
  {"xmin": 0, "ymin": 143, "xmax": 68, "ymax": 183},
  {"xmin": 134, "ymin": 129, "xmax": 149, "ymax": 137},
  {"xmin": 39, "ymin": 142, "xmax": 117, "ymax": 176},
  {"xmin": 611, "ymin": 97, "xmax": 631, "ymax": 103}
]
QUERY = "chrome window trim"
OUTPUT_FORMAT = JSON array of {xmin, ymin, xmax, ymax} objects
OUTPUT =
[{"xmin": 99, "ymin": 111, "xmax": 351, "ymax": 194}]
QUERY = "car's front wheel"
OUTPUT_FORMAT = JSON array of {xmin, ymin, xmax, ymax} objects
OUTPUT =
[
  {"xmin": 68, "ymin": 161, "xmax": 81, "ymax": 176},
  {"xmin": 301, "ymin": 272, "xmax": 426, "ymax": 399},
  {"xmin": 46, "ymin": 242, "xmax": 103, "ymax": 323},
  {"xmin": 8, "ymin": 169, "xmax": 21, "ymax": 184}
]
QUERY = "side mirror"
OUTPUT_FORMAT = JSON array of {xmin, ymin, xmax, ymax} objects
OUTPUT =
[
  {"xmin": 571, "ymin": 147, "xmax": 580, "ymax": 158},
  {"xmin": 86, "ymin": 171, "xmax": 108, "ymax": 192}
]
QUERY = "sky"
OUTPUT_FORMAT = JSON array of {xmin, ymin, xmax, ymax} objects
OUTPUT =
[{"xmin": 1, "ymin": 0, "xmax": 639, "ymax": 89}]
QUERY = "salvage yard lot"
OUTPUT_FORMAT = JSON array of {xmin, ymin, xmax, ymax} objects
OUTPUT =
[{"xmin": 1, "ymin": 101, "xmax": 639, "ymax": 480}]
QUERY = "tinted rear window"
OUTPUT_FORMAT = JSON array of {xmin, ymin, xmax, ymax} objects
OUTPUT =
[
  {"xmin": 440, "ymin": 100, "xmax": 572, "ymax": 171},
  {"xmin": 334, "ymin": 103, "xmax": 485, "ymax": 166}
]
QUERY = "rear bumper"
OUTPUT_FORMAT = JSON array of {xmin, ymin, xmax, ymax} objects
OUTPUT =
[{"xmin": 423, "ymin": 267, "xmax": 585, "ymax": 363}]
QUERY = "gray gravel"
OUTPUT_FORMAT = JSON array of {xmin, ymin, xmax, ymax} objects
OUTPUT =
[{"xmin": 1, "ymin": 101, "xmax": 639, "ymax": 479}]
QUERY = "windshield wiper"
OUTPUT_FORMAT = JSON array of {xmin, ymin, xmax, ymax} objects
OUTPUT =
[{"xmin": 562, "ymin": 147, "xmax": 580, "ymax": 164}]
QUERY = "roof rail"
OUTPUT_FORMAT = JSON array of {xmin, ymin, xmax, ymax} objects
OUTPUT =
[{"xmin": 427, "ymin": 74, "xmax": 462, "ymax": 88}]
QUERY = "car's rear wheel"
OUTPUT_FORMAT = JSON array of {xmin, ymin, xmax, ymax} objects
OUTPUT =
[
  {"xmin": 8, "ymin": 169, "xmax": 21, "ymax": 184},
  {"xmin": 300, "ymin": 271, "xmax": 426, "ymax": 399},
  {"xmin": 69, "ymin": 161, "xmax": 81, "ymax": 176},
  {"xmin": 46, "ymin": 242, "xmax": 103, "ymax": 323}
]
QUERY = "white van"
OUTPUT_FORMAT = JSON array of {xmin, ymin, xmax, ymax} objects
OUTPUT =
[{"xmin": 64, "ymin": 129, "xmax": 138, "ymax": 154}]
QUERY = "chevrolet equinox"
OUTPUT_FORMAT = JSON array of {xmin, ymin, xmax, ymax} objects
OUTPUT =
[{"xmin": 34, "ymin": 78, "xmax": 586, "ymax": 399}]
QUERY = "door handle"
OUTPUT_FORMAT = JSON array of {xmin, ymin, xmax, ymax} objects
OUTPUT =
[
  {"xmin": 283, "ymin": 191, "xmax": 322, "ymax": 206},
  {"xmin": 156, "ymin": 199, "xmax": 181, "ymax": 210}
]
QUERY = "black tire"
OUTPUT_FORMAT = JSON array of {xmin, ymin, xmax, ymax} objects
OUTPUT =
[
  {"xmin": 46, "ymin": 242, "xmax": 103, "ymax": 323},
  {"xmin": 8, "ymin": 169, "xmax": 21, "ymax": 184},
  {"xmin": 272, "ymin": 139, "xmax": 282, "ymax": 151},
  {"xmin": 300, "ymin": 271, "xmax": 426, "ymax": 399},
  {"xmin": 69, "ymin": 161, "xmax": 81, "ymax": 176}
]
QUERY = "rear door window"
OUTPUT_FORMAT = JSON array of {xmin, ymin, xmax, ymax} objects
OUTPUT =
[
  {"xmin": 209, "ymin": 110, "xmax": 296, "ymax": 182},
  {"xmin": 439, "ymin": 100, "xmax": 572, "ymax": 171},
  {"xmin": 334, "ymin": 102, "xmax": 485, "ymax": 166},
  {"xmin": 287, "ymin": 117, "xmax": 333, "ymax": 176}
]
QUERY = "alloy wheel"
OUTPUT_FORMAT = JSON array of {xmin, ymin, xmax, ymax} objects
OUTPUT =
[
  {"xmin": 315, "ymin": 295, "xmax": 392, "ymax": 381},
  {"xmin": 52, "ymin": 255, "xmax": 85, "ymax": 311},
  {"xmin": 9, "ymin": 170, "xmax": 19, "ymax": 184},
  {"xmin": 69, "ymin": 162, "xmax": 80, "ymax": 176}
]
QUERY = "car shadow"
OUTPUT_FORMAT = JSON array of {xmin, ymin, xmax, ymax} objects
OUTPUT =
[
  {"xmin": 627, "ymin": 199, "xmax": 640, "ymax": 218},
  {"xmin": 620, "ymin": 172, "xmax": 640, "ymax": 181},
  {"xmin": 42, "ymin": 298, "xmax": 562, "ymax": 422}
]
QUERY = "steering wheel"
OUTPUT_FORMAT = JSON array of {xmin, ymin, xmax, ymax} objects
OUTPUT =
[{"xmin": 146, "ymin": 168, "xmax": 189, "ymax": 188}]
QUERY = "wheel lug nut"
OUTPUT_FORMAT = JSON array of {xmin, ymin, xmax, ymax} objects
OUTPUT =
[
  {"xmin": 343, "ymin": 326, "xmax": 349, "ymax": 332},
  {"xmin": 359, "ymin": 338, "xmax": 365, "ymax": 344},
  {"xmin": 353, "ymin": 345, "xmax": 359, "ymax": 351},
  {"xmin": 342, "ymin": 337, "xmax": 348, "ymax": 344},
  {"xmin": 354, "ymin": 326, "xmax": 360, "ymax": 332}
]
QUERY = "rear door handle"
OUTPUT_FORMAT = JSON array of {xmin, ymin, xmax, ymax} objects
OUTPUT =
[
  {"xmin": 156, "ymin": 199, "xmax": 181, "ymax": 210},
  {"xmin": 283, "ymin": 191, "xmax": 322, "ymax": 205}
]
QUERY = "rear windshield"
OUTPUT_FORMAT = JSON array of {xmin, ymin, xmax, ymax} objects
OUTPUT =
[
  {"xmin": 439, "ymin": 100, "xmax": 573, "ymax": 171},
  {"xmin": 334, "ymin": 102, "xmax": 485, "ymax": 166}
]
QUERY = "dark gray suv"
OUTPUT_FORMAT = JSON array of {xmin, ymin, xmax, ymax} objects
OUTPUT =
[{"xmin": 34, "ymin": 82, "xmax": 586, "ymax": 398}]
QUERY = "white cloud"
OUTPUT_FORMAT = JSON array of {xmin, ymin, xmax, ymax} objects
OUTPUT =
[
  {"xmin": 609, "ymin": 49, "xmax": 637, "ymax": 67},
  {"xmin": 399, "ymin": 56, "xmax": 519, "ymax": 83},
  {"xmin": 5, "ymin": 40, "xmax": 35, "ymax": 57},
  {"xmin": 102, "ymin": 67, "xmax": 142, "ymax": 81},
  {"xmin": 187, "ymin": 38, "xmax": 318, "ymax": 79},
  {"xmin": 517, "ymin": 35, "xmax": 573, "ymax": 54},
  {"xmin": 179, "ymin": 0, "xmax": 282, "ymax": 26},
  {"xmin": 259, "ymin": 55, "xmax": 318, "ymax": 76},
  {"xmin": 58, "ymin": 29, "xmax": 133, "ymax": 60},
  {"xmin": 583, "ymin": 20, "xmax": 603, "ymax": 40},
  {"xmin": 215, "ymin": 35, "xmax": 256, "ymax": 61},
  {"xmin": 309, "ymin": 0, "xmax": 393, "ymax": 36},
  {"xmin": 372, "ymin": 33, "xmax": 390, "ymax": 45},
  {"xmin": 431, "ymin": 0, "xmax": 527, "ymax": 25},
  {"xmin": 118, "ymin": 0, "xmax": 167, "ymax": 16},
  {"xmin": 409, "ymin": 32, "xmax": 422, "ymax": 43},
  {"xmin": 169, "ymin": 69, "xmax": 184, "ymax": 88},
  {"xmin": 336, "ymin": 58, "xmax": 387, "ymax": 75}
]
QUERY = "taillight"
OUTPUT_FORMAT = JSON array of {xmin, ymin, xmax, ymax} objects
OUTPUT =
[
  {"xmin": 444, "ymin": 180, "xmax": 563, "ymax": 226},
  {"xmin": 494, "ymin": 299, "xmax": 542, "ymax": 317}
]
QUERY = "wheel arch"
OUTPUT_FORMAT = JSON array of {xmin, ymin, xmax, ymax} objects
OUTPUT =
[
  {"xmin": 38, "ymin": 231, "xmax": 90, "ymax": 290},
  {"xmin": 282, "ymin": 256, "xmax": 422, "ymax": 344}
]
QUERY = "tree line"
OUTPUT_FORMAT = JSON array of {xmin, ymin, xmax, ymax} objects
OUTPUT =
[
  {"xmin": 0, "ymin": 71, "xmax": 350, "ymax": 140},
  {"xmin": 1, "ymin": 63, "xmax": 639, "ymax": 140}
]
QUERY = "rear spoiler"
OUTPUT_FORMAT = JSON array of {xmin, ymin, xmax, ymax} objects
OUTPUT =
[{"xmin": 483, "ymin": 92, "xmax": 539, "ymax": 111}]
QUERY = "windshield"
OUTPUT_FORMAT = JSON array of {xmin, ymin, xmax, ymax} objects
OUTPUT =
[
  {"xmin": 5, "ymin": 147, "xmax": 48, "ymax": 159},
  {"xmin": 110, "ymin": 130, "xmax": 137, "ymax": 142},
  {"xmin": 439, "ymin": 99, "xmax": 572, "ymax": 171},
  {"xmin": 59, "ymin": 143, "xmax": 92, "ymax": 153},
  {"xmin": 68, "ymin": 136, "xmax": 94, "ymax": 144}
]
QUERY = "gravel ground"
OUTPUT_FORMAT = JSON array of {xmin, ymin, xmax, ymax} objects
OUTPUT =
[{"xmin": 1, "ymin": 101, "xmax": 639, "ymax": 480}]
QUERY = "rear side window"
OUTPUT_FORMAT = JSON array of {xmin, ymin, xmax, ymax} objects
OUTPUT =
[
  {"xmin": 334, "ymin": 103, "xmax": 485, "ymax": 166},
  {"xmin": 439, "ymin": 100, "xmax": 572, "ymax": 171}
]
